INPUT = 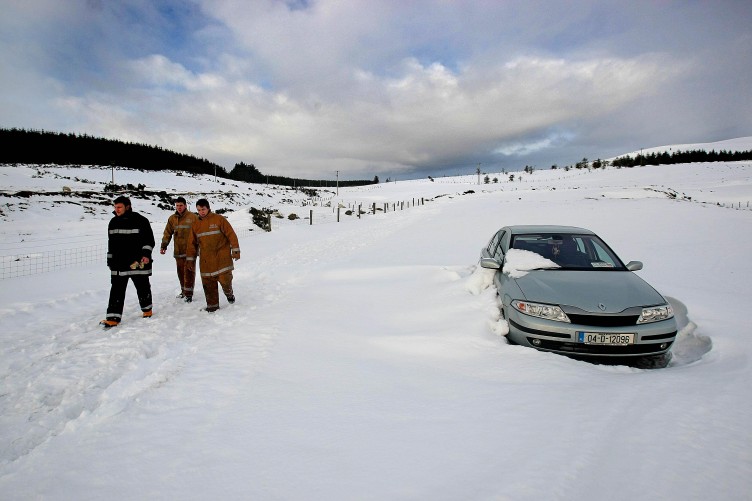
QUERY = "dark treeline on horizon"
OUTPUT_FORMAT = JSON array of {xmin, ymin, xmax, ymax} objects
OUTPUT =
[
  {"xmin": 1, "ymin": 127, "xmax": 225, "ymax": 178},
  {"xmin": 228, "ymin": 162, "xmax": 377, "ymax": 188},
  {"xmin": 0, "ymin": 128, "xmax": 377, "ymax": 188},
  {"xmin": 611, "ymin": 148, "xmax": 752, "ymax": 167}
]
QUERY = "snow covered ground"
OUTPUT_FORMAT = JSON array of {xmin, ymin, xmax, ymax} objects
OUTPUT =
[{"xmin": 1, "ymin": 149, "xmax": 752, "ymax": 499}]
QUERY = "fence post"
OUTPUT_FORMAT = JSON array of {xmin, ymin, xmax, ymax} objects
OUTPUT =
[
  {"xmin": 310, "ymin": 209, "xmax": 313, "ymax": 225},
  {"xmin": 337, "ymin": 206, "xmax": 340, "ymax": 222}
]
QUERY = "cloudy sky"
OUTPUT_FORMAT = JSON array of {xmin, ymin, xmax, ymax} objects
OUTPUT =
[{"xmin": 1, "ymin": 0, "xmax": 750, "ymax": 180}]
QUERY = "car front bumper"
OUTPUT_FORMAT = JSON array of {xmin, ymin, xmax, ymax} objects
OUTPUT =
[{"xmin": 506, "ymin": 310, "xmax": 677, "ymax": 357}]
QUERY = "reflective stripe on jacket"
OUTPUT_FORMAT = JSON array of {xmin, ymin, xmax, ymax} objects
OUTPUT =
[
  {"xmin": 187, "ymin": 211, "xmax": 240, "ymax": 277},
  {"xmin": 161, "ymin": 210, "xmax": 198, "ymax": 258}
]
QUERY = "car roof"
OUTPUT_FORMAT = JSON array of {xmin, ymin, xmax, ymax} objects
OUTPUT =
[{"xmin": 504, "ymin": 225, "xmax": 596, "ymax": 235}]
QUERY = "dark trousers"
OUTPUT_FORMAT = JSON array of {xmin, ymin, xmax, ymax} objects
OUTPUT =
[
  {"xmin": 175, "ymin": 257, "xmax": 196, "ymax": 297},
  {"xmin": 106, "ymin": 274, "xmax": 153, "ymax": 321},
  {"xmin": 201, "ymin": 271, "xmax": 233, "ymax": 310}
]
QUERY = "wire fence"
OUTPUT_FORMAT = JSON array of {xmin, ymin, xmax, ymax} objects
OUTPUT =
[
  {"xmin": 3, "ymin": 193, "xmax": 747, "ymax": 280},
  {"xmin": 0, "ymin": 244, "xmax": 107, "ymax": 280},
  {"xmin": 0, "ymin": 198, "xmax": 428, "ymax": 280},
  {"xmin": 283, "ymin": 198, "xmax": 428, "ymax": 227}
]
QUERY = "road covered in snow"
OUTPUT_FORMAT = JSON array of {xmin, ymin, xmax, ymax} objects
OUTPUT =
[{"xmin": 1, "ymin": 160, "xmax": 751, "ymax": 499}]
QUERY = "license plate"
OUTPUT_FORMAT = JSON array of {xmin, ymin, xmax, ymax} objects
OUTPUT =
[{"xmin": 577, "ymin": 332, "xmax": 635, "ymax": 345}]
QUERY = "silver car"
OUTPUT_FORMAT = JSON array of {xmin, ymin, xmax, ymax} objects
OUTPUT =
[{"xmin": 480, "ymin": 225, "xmax": 677, "ymax": 360}]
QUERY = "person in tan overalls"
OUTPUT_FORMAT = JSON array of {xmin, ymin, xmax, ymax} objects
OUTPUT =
[
  {"xmin": 186, "ymin": 198, "xmax": 240, "ymax": 313},
  {"xmin": 160, "ymin": 197, "xmax": 198, "ymax": 302}
]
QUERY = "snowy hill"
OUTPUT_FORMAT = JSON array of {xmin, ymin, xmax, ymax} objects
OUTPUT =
[
  {"xmin": 618, "ymin": 135, "xmax": 752, "ymax": 158},
  {"xmin": 1, "ymin": 143, "xmax": 752, "ymax": 499}
]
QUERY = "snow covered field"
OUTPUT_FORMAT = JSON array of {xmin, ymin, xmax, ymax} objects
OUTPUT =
[{"xmin": 1, "ymin": 149, "xmax": 752, "ymax": 499}]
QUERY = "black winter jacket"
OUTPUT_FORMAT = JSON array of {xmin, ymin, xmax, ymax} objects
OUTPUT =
[{"xmin": 106, "ymin": 208, "xmax": 155, "ymax": 276}]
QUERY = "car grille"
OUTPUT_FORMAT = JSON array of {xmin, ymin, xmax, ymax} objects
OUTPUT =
[
  {"xmin": 567, "ymin": 313, "xmax": 640, "ymax": 327},
  {"xmin": 529, "ymin": 338, "xmax": 674, "ymax": 355}
]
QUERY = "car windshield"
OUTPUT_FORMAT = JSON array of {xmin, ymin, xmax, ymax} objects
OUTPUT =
[{"xmin": 510, "ymin": 233, "xmax": 626, "ymax": 270}]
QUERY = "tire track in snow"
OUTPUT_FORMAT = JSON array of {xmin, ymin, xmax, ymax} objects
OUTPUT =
[
  {"xmin": 0, "ymin": 204, "xmax": 433, "ymax": 471},
  {"xmin": 0, "ymin": 274, "xmax": 286, "ymax": 468}
]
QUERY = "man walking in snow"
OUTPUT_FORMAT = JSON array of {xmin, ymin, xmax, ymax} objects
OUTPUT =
[
  {"xmin": 100, "ymin": 196, "xmax": 155, "ymax": 328},
  {"xmin": 160, "ymin": 196, "xmax": 198, "ymax": 302},
  {"xmin": 186, "ymin": 198, "xmax": 240, "ymax": 313}
]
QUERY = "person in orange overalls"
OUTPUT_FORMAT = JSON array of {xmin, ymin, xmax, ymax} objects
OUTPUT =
[
  {"xmin": 186, "ymin": 198, "xmax": 240, "ymax": 312},
  {"xmin": 160, "ymin": 197, "xmax": 198, "ymax": 302}
]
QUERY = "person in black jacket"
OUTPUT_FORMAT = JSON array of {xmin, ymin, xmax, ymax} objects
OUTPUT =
[{"xmin": 100, "ymin": 196, "xmax": 155, "ymax": 328}]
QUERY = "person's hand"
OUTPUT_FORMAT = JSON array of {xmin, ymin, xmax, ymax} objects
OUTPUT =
[
  {"xmin": 141, "ymin": 257, "xmax": 150, "ymax": 265},
  {"xmin": 160, "ymin": 248, "xmax": 166, "ymax": 255}
]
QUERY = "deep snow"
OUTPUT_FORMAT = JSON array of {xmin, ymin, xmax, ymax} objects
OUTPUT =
[{"xmin": 1, "ymin": 146, "xmax": 752, "ymax": 499}]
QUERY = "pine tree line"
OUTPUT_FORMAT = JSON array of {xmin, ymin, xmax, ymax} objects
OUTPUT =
[
  {"xmin": 228, "ymin": 162, "xmax": 376, "ymax": 188},
  {"xmin": 0, "ymin": 128, "xmax": 377, "ymax": 188},
  {"xmin": 611, "ymin": 148, "xmax": 752, "ymax": 168},
  {"xmin": 1, "ymin": 127, "xmax": 226, "ymax": 177}
]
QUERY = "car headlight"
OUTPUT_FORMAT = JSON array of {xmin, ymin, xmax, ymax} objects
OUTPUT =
[
  {"xmin": 512, "ymin": 300, "xmax": 570, "ymax": 323},
  {"xmin": 637, "ymin": 305, "xmax": 674, "ymax": 324}
]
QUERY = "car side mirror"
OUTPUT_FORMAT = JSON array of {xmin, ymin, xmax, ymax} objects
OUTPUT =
[
  {"xmin": 480, "ymin": 257, "xmax": 501, "ymax": 269},
  {"xmin": 626, "ymin": 261, "xmax": 643, "ymax": 271}
]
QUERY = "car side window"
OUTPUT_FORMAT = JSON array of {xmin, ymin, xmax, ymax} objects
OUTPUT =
[
  {"xmin": 584, "ymin": 237, "xmax": 621, "ymax": 268},
  {"xmin": 573, "ymin": 237, "xmax": 587, "ymax": 254},
  {"xmin": 493, "ymin": 231, "xmax": 506, "ymax": 260},
  {"xmin": 485, "ymin": 231, "xmax": 498, "ymax": 253}
]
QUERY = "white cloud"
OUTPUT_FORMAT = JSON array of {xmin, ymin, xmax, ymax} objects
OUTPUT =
[
  {"xmin": 1, "ymin": 0, "xmax": 750, "ymax": 179},
  {"xmin": 56, "ymin": 50, "xmax": 684, "ymax": 177}
]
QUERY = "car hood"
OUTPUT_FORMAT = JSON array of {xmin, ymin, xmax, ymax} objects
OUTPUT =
[{"xmin": 513, "ymin": 270, "xmax": 666, "ymax": 313}]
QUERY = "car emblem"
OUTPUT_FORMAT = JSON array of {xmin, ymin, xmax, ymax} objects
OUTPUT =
[{"xmin": 598, "ymin": 303, "xmax": 607, "ymax": 311}]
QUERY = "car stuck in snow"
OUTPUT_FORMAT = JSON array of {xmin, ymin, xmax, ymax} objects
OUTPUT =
[{"xmin": 480, "ymin": 225, "xmax": 677, "ymax": 360}]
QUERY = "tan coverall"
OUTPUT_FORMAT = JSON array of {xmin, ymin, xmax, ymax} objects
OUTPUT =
[
  {"xmin": 161, "ymin": 209, "xmax": 198, "ymax": 298},
  {"xmin": 186, "ymin": 211, "xmax": 240, "ymax": 311}
]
